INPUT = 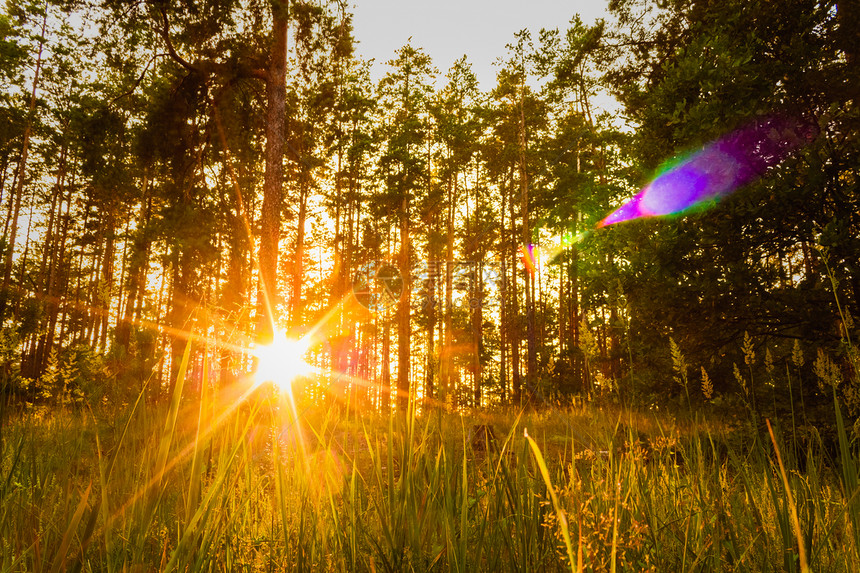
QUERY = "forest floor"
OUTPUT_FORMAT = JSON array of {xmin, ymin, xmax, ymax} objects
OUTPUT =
[{"xmin": 0, "ymin": 386, "xmax": 857, "ymax": 572}]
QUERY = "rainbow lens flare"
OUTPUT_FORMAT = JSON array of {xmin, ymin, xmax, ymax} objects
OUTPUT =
[
  {"xmin": 598, "ymin": 116, "xmax": 818, "ymax": 228},
  {"xmin": 519, "ymin": 244, "xmax": 538, "ymax": 276}
]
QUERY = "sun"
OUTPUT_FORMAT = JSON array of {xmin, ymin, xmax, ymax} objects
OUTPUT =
[{"xmin": 254, "ymin": 331, "xmax": 315, "ymax": 390}]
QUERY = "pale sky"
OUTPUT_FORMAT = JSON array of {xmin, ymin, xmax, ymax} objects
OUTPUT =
[{"xmin": 350, "ymin": 0, "xmax": 612, "ymax": 89}]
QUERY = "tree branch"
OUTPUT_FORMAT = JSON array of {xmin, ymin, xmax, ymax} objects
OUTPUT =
[
  {"xmin": 152, "ymin": 2, "xmax": 198, "ymax": 73},
  {"xmin": 110, "ymin": 52, "xmax": 167, "ymax": 104}
]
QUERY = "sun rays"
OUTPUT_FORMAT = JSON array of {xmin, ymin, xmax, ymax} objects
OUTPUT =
[{"xmin": 253, "ymin": 331, "xmax": 316, "ymax": 392}]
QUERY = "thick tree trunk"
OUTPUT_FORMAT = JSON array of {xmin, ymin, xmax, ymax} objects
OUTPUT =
[{"xmin": 257, "ymin": 2, "xmax": 289, "ymax": 344}]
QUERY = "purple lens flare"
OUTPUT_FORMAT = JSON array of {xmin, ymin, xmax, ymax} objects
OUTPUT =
[{"xmin": 598, "ymin": 116, "xmax": 819, "ymax": 228}]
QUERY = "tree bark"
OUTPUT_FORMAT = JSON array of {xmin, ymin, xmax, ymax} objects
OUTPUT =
[
  {"xmin": 499, "ymin": 169, "xmax": 508, "ymax": 404},
  {"xmin": 257, "ymin": 1, "xmax": 290, "ymax": 344},
  {"xmin": 508, "ymin": 166, "xmax": 521, "ymax": 404},
  {"xmin": 518, "ymin": 89, "xmax": 536, "ymax": 404},
  {"xmin": 397, "ymin": 195, "xmax": 411, "ymax": 411},
  {"xmin": 472, "ymin": 262, "xmax": 483, "ymax": 407},
  {"xmin": 441, "ymin": 170, "xmax": 456, "ymax": 407},
  {"xmin": 98, "ymin": 213, "xmax": 116, "ymax": 352},
  {"xmin": 381, "ymin": 311, "xmax": 391, "ymax": 411},
  {"xmin": 290, "ymin": 183, "xmax": 308, "ymax": 329}
]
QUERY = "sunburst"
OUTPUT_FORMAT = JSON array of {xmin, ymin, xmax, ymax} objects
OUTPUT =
[{"xmin": 253, "ymin": 330, "xmax": 316, "ymax": 392}]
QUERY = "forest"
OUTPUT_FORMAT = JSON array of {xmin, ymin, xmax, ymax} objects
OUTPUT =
[{"xmin": 0, "ymin": 0, "xmax": 858, "ymax": 570}]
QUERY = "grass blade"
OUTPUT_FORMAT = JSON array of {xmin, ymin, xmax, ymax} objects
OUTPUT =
[
  {"xmin": 766, "ymin": 419, "xmax": 810, "ymax": 573},
  {"xmin": 524, "ymin": 428, "xmax": 575, "ymax": 573}
]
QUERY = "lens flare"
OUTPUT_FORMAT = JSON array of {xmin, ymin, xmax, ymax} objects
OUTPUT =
[
  {"xmin": 598, "ymin": 116, "xmax": 818, "ymax": 227},
  {"xmin": 254, "ymin": 331, "xmax": 315, "ymax": 391},
  {"xmin": 519, "ymin": 244, "xmax": 539, "ymax": 276}
]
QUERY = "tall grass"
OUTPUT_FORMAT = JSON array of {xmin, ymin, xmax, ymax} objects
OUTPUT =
[{"xmin": 1, "ymin": 350, "xmax": 859, "ymax": 571}]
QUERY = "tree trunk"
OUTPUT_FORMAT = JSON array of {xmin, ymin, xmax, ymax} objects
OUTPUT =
[
  {"xmin": 257, "ymin": 1, "xmax": 290, "ymax": 344},
  {"xmin": 32, "ymin": 141, "xmax": 69, "ymax": 377},
  {"xmin": 43, "ymin": 186, "xmax": 73, "ymax": 375},
  {"xmin": 397, "ymin": 196, "xmax": 411, "ymax": 411},
  {"xmin": 99, "ymin": 213, "xmax": 116, "ymax": 352},
  {"xmin": 0, "ymin": 151, "xmax": 11, "ymax": 208},
  {"xmin": 425, "ymin": 246, "xmax": 437, "ymax": 405},
  {"xmin": 67, "ymin": 199, "xmax": 90, "ymax": 344},
  {"xmin": 509, "ymin": 168, "xmax": 521, "ymax": 404},
  {"xmin": 291, "ymin": 183, "xmax": 308, "ymax": 329},
  {"xmin": 441, "ymin": 170, "xmax": 456, "ymax": 407},
  {"xmin": 85, "ymin": 225, "xmax": 103, "ymax": 348},
  {"xmin": 169, "ymin": 248, "xmax": 195, "ymax": 387},
  {"xmin": 0, "ymin": 8, "xmax": 46, "ymax": 319},
  {"xmin": 118, "ymin": 179, "xmax": 152, "ymax": 353},
  {"xmin": 499, "ymin": 172, "xmax": 508, "ymax": 404},
  {"xmin": 472, "ymin": 262, "xmax": 483, "ymax": 407},
  {"xmin": 517, "ymin": 89, "xmax": 536, "ymax": 403},
  {"xmin": 1, "ymin": 159, "xmax": 20, "ymax": 248},
  {"xmin": 381, "ymin": 311, "xmax": 391, "ymax": 411}
]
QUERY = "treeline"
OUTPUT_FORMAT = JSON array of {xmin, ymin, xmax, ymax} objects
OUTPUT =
[{"xmin": 0, "ymin": 0, "xmax": 856, "ymax": 413}]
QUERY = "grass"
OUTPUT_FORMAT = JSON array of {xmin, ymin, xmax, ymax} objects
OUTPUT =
[{"xmin": 1, "ymin": 368, "xmax": 859, "ymax": 572}]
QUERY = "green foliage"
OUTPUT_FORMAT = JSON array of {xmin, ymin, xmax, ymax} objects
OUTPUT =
[
  {"xmin": 603, "ymin": 0, "xmax": 860, "ymax": 390},
  {"xmin": 36, "ymin": 344, "xmax": 105, "ymax": 406},
  {"xmin": 376, "ymin": 42, "xmax": 437, "ymax": 211},
  {"xmin": 0, "ymin": 11, "xmax": 25, "ymax": 89},
  {"xmin": 0, "ymin": 325, "xmax": 20, "ymax": 391}
]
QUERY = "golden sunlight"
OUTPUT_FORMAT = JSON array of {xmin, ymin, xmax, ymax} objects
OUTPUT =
[{"xmin": 254, "ymin": 331, "xmax": 315, "ymax": 390}]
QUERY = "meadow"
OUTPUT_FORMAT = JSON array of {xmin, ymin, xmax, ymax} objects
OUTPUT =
[
  {"xmin": 0, "ymin": 0, "xmax": 856, "ymax": 570},
  {"xmin": 1, "ymin": 357, "xmax": 859, "ymax": 573}
]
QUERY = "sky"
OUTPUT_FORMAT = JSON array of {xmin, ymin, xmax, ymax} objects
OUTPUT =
[{"xmin": 349, "ymin": 0, "xmax": 612, "ymax": 89}]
